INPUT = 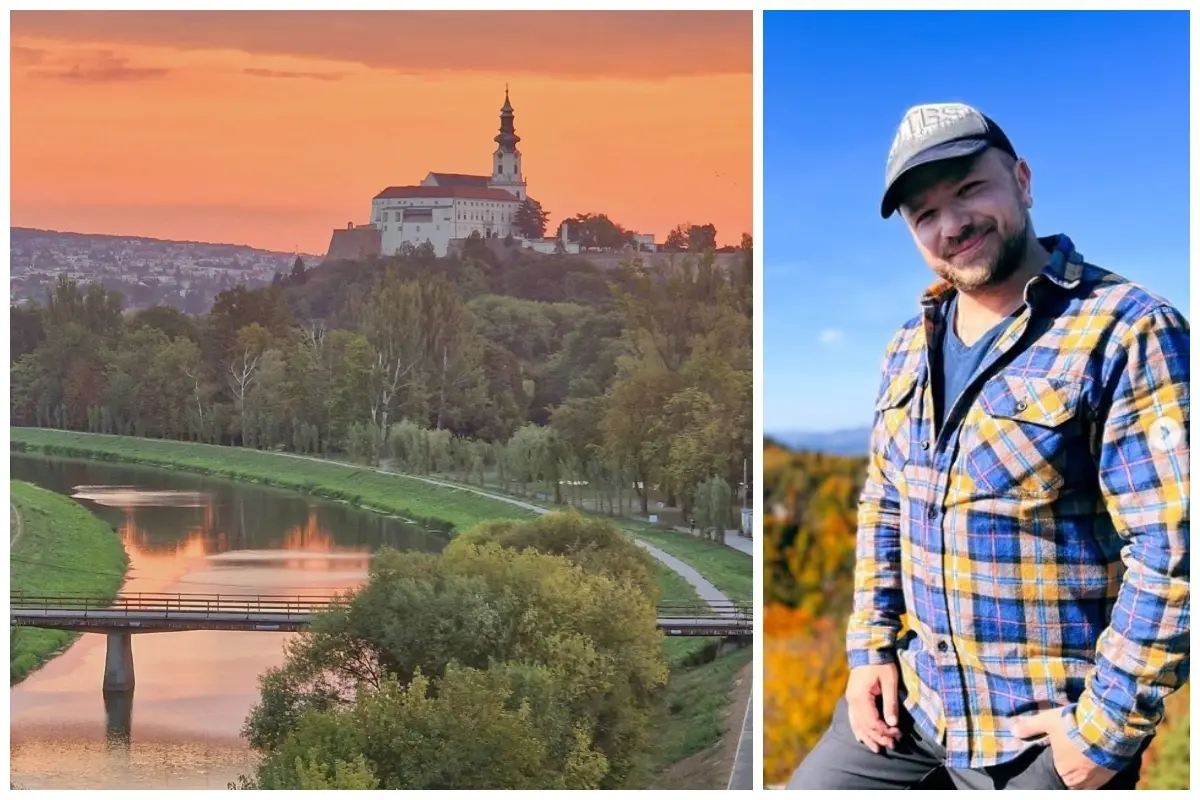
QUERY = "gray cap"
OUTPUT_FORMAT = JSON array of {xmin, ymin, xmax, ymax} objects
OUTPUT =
[{"xmin": 881, "ymin": 102, "xmax": 1016, "ymax": 219}]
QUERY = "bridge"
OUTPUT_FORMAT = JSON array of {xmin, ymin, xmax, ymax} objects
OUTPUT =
[{"xmin": 11, "ymin": 592, "xmax": 753, "ymax": 692}]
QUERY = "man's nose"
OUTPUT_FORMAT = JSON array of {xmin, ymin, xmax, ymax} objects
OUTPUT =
[{"xmin": 939, "ymin": 204, "xmax": 971, "ymax": 243}]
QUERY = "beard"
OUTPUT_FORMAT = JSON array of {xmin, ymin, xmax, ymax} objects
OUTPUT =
[{"xmin": 935, "ymin": 214, "xmax": 1029, "ymax": 292}]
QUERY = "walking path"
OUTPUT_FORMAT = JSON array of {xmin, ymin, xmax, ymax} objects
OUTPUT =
[
  {"xmin": 728, "ymin": 677, "xmax": 755, "ymax": 790},
  {"xmin": 11, "ymin": 503, "xmax": 24, "ymax": 547}
]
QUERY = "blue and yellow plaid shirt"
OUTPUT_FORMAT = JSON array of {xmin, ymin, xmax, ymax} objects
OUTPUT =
[{"xmin": 846, "ymin": 234, "xmax": 1190, "ymax": 771}]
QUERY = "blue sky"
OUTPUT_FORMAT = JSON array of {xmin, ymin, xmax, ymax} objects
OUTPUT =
[{"xmin": 764, "ymin": 10, "xmax": 1190, "ymax": 433}]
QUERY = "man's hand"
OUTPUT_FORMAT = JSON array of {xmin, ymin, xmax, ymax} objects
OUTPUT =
[
  {"xmin": 1012, "ymin": 709, "xmax": 1118, "ymax": 790},
  {"xmin": 845, "ymin": 663, "xmax": 901, "ymax": 753}
]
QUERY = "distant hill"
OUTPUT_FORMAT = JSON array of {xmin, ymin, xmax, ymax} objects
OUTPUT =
[
  {"xmin": 767, "ymin": 427, "xmax": 871, "ymax": 456},
  {"xmin": 10, "ymin": 227, "xmax": 319, "ymax": 259},
  {"xmin": 9, "ymin": 226, "xmax": 321, "ymax": 313}
]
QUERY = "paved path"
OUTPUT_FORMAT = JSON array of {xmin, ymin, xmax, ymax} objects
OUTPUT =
[
  {"xmin": 722, "ymin": 532, "xmax": 753, "ymax": 556},
  {"xmin": 728, "ymin": 675, "xmax": 755, "ymax": 790},
  {"xmin": 11, "ymin": 503, "xmax": 23, "ymax": 547}
]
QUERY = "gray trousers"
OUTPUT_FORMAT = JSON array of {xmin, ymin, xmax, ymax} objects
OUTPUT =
[{"xmin": 787, "ymin": 698, "xmax": 1145, "ymax": 790}]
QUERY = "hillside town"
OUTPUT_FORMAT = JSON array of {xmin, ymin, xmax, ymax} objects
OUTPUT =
[{"xmin": 9, "ymin": 227, "xmax": 321, "ymax": 312}]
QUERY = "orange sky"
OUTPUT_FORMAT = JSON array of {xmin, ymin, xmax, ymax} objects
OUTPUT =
[{"xmin": 11, "ymin": 11, "xmax": 752, "ymax": 254}]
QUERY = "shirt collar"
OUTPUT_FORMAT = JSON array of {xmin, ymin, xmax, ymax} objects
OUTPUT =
[{"xmin": 919, "ymin": 233, "xmax": 1083, "ymax": 311}]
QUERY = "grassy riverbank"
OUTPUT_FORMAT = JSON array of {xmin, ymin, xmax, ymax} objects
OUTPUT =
[
  {"xmin": 647, "ymin": 646, "xmax": 753, "ymax": 786},
  {"xmin": 10, "ymin": 480, "xmax": 130, "ymax": 684},
  {"xmin": 11, "ymin": 429, "xmax": 535, "ymax": 533}
]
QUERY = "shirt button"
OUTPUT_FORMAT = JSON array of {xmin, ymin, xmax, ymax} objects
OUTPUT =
[
  {"xmin": 920, "ymin": 441, "xmax": 930, "ymax": 450},
  {"xmin": 937, "ymin": 640, "xmax": 950, "ymax": 653},
  {"xmin": 1016, "ymin": 400, "xmax": 1028, "ymax": 412},
  {"xmin": 927, "ymin": 507, "xmax": 939, "ymax": 520}
]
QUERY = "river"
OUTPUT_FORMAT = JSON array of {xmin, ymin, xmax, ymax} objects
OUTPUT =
[{"xmin": 9, "ymin": 453, "xmax": 446, "ymax": 790}]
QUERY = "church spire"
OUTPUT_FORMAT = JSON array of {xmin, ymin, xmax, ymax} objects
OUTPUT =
[{"xmin": 495, "ymin": 86, "xmax": 520, "ymax": 152}]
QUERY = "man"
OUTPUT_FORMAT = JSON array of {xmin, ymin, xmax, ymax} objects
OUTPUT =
[{"xmin": 788, "ymin": 103, "xmax": 1190, "ymax": 790}]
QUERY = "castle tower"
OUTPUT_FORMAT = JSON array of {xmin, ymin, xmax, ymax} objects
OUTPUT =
[{"xmin": 490, "ymin": 86, "xmax": 526, "ymax": 201}]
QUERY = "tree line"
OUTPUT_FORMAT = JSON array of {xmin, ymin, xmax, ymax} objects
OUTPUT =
[
  {"xmin": 10, "ymin": 233, "xmax": 751, "ymax": 525},
  {"xmin": 762, "ymin": 440, "xmax": 866, "ymax": 784}
]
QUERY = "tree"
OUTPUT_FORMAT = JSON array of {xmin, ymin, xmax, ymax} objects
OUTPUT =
[
  {"xmin": 602, "ymin": 366, "xmax": 678, "ymax": 515},
  {"xmin": 458, "ymin": 511, "xmax": 657, "ymax": 597},
  {"xmin": 559, "ymin": 213, "xmax": 632, "ymax": 250},
  {"xmin": 693, "ymin": 475, "xmax": 732, "ymax": 541},
  {"xmin": 290, "ymin": 255, "xmax": 308, "ymax": 285},
  {"xmin": 663, "ymin": 223, "xmax": 717, "ymax": 253},
  {"xmin": 243, "ymin": 527, "xmax": 667, "ymax": 789},
  {"xmin": 514, "ymin": 197, "xmax": 549, "ymax": 240},
  {"xmin": 663, "ymin": 225, "xmax": 688, "ymax": 253},
  {"xmin": 687, "ymin": 223, "xmax": 718, "ymax": 253},
  {"xmin": 129, "ymin": 305, "xmax": 198, "ymax": 342},
  {"xmin": 45, "ymin": 277, "xmax": 124, "ymax": 339},
  {"xmin": 11, "ymin": 303, "xmax": 46, "ymax": 363}
]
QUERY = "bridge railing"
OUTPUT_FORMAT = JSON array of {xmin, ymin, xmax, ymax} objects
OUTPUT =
[
  {"xmin": 655, "ymin": 600, "xmax": 754, "ymax": 620},
  {"xmin": 10, "ymin": 593, "xmax": 754, "ymax": 623},
  {"xmin": 9, "ymin": 592, "xmax": 349, "ymax": 617}
]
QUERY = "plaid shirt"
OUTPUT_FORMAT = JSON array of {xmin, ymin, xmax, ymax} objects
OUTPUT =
[{"xmin": 846, "ymin": 234, "xmax": 1190, "ymax": 771}]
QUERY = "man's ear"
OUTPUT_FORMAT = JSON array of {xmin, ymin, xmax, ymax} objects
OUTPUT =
[{"xmin": 1014, "ymin": 158, "xmax": 1033, "ymax": 210}]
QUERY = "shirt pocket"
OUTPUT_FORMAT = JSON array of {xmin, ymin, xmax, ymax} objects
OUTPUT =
[
  {"xmin": 963, "ymin": 374, "xmax": 1084, "ymax": 499},
  {"xmin": 875, "ymin": 371, "xmax": 919, "ymax": 474}
]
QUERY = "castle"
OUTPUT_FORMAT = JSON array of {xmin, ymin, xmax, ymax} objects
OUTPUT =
[{"xmin": 324, "ymin": 90, "xmax": 577, "ymax": 262}]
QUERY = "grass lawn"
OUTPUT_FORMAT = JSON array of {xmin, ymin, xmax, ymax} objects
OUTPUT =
[
  {"xmin": 10, "ymin": 480, "xmax": 130, "ymax": 684},
  {"xmin": 644, "ymin": 646, "xmax": 753, "ymax": 778},
  {"xmin": 622, "ymin": 521, "xmax": 752, "ymax": 603},
  {"xmin": 11, "ymin": 429, "xmax": 536, "ymax": 532}
]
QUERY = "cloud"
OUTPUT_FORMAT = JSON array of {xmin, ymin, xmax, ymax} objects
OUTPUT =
[
  {"xmin": 818, "ymin": 328, "xmax": 844, "ymax": 344},
  {"xmin": 242, "ymin": 67, "xmax": 344, "ymax": 81},
  {"xmin": 31, "ymin": 50, "xmax": 169, "ymax": 83},
  {"xmin": 11, "ymin": 45, "xmax": 48, "ymax": 65},
  {"xmin": 11, "ymin": 10, "xmax": 751, "ymax": 80}
]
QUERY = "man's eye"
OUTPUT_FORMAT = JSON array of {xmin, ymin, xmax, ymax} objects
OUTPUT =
[{"xmin": 959, "ymin": 181, "xmax": 983, "ymax": 196}]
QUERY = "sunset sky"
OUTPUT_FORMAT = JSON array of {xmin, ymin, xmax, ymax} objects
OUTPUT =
[{"xmin": 11, "ymin": 11, "xmax": 752, "ymax": 254}]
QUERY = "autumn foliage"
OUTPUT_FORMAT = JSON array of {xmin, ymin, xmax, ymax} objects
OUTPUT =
[{"xmin": 763, "ymin": 440, "xmax": 867, "ymax": 785}]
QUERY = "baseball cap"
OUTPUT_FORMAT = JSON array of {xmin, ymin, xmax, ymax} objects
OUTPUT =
[{"xmin": 881, "ymin": 102, "xmax": 1017, "ymax": 219}]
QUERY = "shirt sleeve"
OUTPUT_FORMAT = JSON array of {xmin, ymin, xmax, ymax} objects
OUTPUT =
[
  {"xmin": 846, "ymin": 360, "xmax": 908, "ymax": 668},
  {"xmin": 1062, "ymin": 305, "xmax": 1191, "ymax": 771}
]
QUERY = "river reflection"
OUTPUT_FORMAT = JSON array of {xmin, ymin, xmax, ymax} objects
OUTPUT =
[{"xmin": 10, "ymin": 454, "xmax": 445, "ymax": 790}]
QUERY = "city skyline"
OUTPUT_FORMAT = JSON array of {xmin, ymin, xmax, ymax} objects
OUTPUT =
[{"xmin": 11, "ymin": 10, "xmax": 752, "ymax": 254}]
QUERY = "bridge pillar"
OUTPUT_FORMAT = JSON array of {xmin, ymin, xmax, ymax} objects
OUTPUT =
[
  {"xmin": 103, "ymin": 688, "xmax": 133, "ymax": 748},
  {"xmin": 103, "ymin": 633, "xmax": 135, "ymax": 692},
  {"xmin": 718, "ymin": 634, "xmax": 751, "ymax": 657}
]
